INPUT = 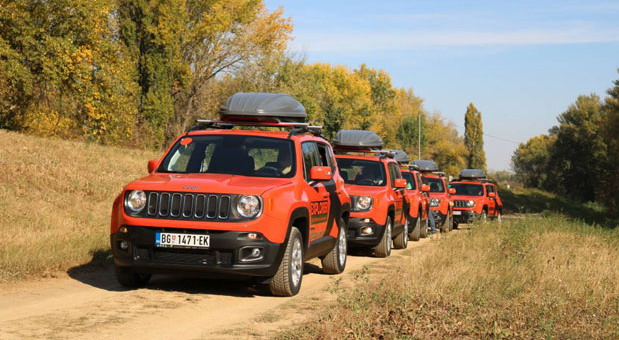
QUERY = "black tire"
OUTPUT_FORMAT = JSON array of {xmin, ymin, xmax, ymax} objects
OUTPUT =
[
  {"xmin": 321, "ymin": 218, "xmax": 347, "ymax": 274},
  {"xmin": 270, "ymin": 227, "xmax": 304, "ymax": 296},
  {"xmin": 374, "ymin": 216, "xmax": 392, "ymax": 258},
  {"xmin": 114, "ymin": 265, "xmax": 151, "ymax": 288},
  {"xmin": 420, "ymin": 214, "xmax": 429, "ymax": 238},
  {"xmin": 393, "ymin": 217, "xmax": 409, "ymax": 249},
  {"xmin": 409, "ymin": 215, "xmax": 421, "ymax": 241},
  {"xmin": 441, "ymin": 212, "xmax": 450, "ymax": 233}
]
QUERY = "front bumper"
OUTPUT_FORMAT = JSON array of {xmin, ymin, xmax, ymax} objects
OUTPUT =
[
  {"xmin": 111, "ymin": 225, "xmax": 285, "ymax": 279},
  {"xmin": 346, "ymin": 217, "xmax": 386, "ymax": 247},
  {"xmin": 452, "ymin": 210, "xmax": 478, "ymax": 224}
]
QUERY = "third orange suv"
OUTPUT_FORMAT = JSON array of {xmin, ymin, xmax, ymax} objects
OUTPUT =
[{"xmin": 412, "ymin": 160, "xmax": 454, "ymax": 233}]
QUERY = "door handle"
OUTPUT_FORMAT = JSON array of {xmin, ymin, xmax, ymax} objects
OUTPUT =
[{"xmin": 322, "ymin": 193, "xmax": 330, "ymax": 199}]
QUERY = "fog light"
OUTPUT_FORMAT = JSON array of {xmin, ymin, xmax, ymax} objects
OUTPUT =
[
  {"xmin": 119, "ymin": 240, "xmax": 129, "ymax": 250},
  {"xmin": 248, "ymin": 233, "xmax": 259, "ymax": 240},
  {"xmin": 362, "ymin": 218, "xmax": 371, "ymax": 223},
  {"xmin": 119, "ymin": 226, "xmax": 128, "ymax": 233},
  {"xmin": 240, "ymin": 246, "xmax": 264, "ymax": 262},
  {"xmin": 360, "ymin": 226, "xmax": 374, "ymax": 235}
]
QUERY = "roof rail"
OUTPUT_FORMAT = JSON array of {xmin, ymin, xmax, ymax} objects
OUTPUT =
[{"xmin": 187, "ymin": 119, "xmax": 323, "ymax": 137}]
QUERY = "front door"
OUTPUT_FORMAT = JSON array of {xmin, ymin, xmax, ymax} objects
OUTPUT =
[{"xmin": 301, "ymin": 142, "xmax": 332, "ymax": 242}]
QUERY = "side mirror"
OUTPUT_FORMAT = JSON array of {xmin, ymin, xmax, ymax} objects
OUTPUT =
[
  {"xmin": 147, "ymin": 160, "xmax": 158, "ymax": 173},
  {"xmin": 310, "ymin": 166, "xmax": 333, "ymax": 181},
  {"xmin": 448, "ymin": 188, "xmax": 456, "ymax": 195},
  {"xmin": 394, "ymin": 178, "xmax": 407, "ymax": 189},
  {"xmin": 488, "ymin": 192, "xmax": 496, "ymax": 198},
  {"xmin": 421, "ymin": 184, "xmax": 430, "ymax": 192}
]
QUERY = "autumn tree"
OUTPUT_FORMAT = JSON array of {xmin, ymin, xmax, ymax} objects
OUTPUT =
[
  {"xmin": 464, "ymin": 103, "xmax": 487, "ymax": 171},
  {"xmin": 511, "ymin": 134, "xmax": 555, "ymax": 188},
  {"xmin": 599, "ymin": 72, "xmax": 619, "ymax": 214}
]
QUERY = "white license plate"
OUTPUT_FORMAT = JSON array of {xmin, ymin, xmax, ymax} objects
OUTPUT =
[
  {"xmin": 155, "ymin": 232, "xmax": 210, "ymax": 249},
  {"xmin": 453, "ymin": 211, "xmax": 462, "ymax": 215}
]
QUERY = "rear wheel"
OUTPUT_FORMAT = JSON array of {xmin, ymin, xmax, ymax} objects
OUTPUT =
[
  {"xmin": 270, "ymin": 227, "xmax": 304, "ymax": 296},
  {"xmin": 393, "ymin": 217, "xmax": 409, "ymax": 249},
  {"xmin": 321, "ymin": 218, "xmax": 347, "ymax": 274},
  {"xmin": 441, "ymin": 212, "xmax": 451, "ymax": 233},
  {"xmin": 409, "ymin": 215, "xmax": 421, "ymax": 241},
  {"xmin": 114, "ymin": 265, "xmax": 151, "ymax": 288},
  {"xmin": 420, "ymin": 212, "xmax": 429, "ymax": 238},
  {"xmin": 374, "ymin": 216, "xmax": 392, "ymax": 258}
]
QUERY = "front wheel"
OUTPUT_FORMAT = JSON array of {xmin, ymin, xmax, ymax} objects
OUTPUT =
[
  {"xmin": 374, "ymin": 216, "xmax": 392, "ymax": 258},
  {"xmin": 409, "ymin": 215, "xmax": 421, "ymax": 241},
  {"xmin": 321, "ymin": 218, "xmax": 347, "ymax": 274},
  {"xmin": 393, "ymin": 217, "xmax": 409, "ymax": 249},
  {"xmin": 114, "ymin": 265, "xmax": 151, "ymax": 288},
  {"xmin": 270, "ymin": 227, "xmax": 304, "ymax": 296}
]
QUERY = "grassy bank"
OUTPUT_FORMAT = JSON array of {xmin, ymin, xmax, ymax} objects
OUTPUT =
[
  {"xmin": 279, "ymin": 215, "xmax": 619, "ymax": 339},
  {"xmin": 0, "ymin": 130, "xmax": 159, "ymax": 281}
]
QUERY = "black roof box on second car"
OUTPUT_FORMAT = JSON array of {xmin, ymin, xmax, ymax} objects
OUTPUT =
[
  {"xmin": 219, "ymin": 92, "xmax": 307, "ymax": 123},
  {"xmin": 411, "ymin": 159, "xmax": 439, "ymax": 172},
  {"xmin": 387, "ymin": 150, "xmax": 411, "ymax": 164},
  {"xmin": 459, "ymin": 169, "xmax": 486, "ymax": 179},
  {"xmin": 332, "ymin": 130, "xmax": 384, "ymax": 149}
]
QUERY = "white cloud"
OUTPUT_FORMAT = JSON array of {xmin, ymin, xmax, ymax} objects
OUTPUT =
[{"xmin": 291, "ymin": 28, "xmax": 619, "ymax": 52}]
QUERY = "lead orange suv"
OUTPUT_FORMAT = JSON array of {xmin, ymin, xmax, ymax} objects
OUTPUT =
[
  {"xmin": 110, "ymin": 92, "xmax": 351, "ymax": 296},
  {"xmin": 412, "ymin": 160, "xmax": 454, "ymax": 233},
  {"xmin": 450, "ymin": 169, "xmax": 503, "ymax": 227},
  {"xmin": 333, "ymin": 131, "xmax": 408, "ymax": 257},
  {"xmin": 388, "ymin": 150, "xmax": 431, "ymax": 241}
]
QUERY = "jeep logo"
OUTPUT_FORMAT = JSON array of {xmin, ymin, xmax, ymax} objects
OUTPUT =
[{"xmin": 182, "ymin": 186, "xmax": 199, "ymax": 190}]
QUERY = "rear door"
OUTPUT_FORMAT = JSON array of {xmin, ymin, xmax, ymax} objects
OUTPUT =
[
  {"xmin": 485, "ymin": 184, "xmax": 497, "ymax": 215},
  {"xmin": 387, "ymin": 162, "xmax": 406, "ymax": 226}
]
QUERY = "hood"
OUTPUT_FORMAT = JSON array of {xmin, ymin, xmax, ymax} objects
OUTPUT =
[
  {"xmin": 125, "ymin": 173, "xmax": 293, "ymax": 196},
  {"xmin": 344, "ymin": 184, "xmax": 387, "ymax": 197}
]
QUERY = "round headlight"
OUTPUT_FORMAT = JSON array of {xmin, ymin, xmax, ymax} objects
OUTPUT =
[
  {"xmin": 466, "ymin": 200, "xmax": 476, "ymax": 207},
  {"xmin": 354, "ymin": 196, "xmax": 373, "ymax": 211},
  {"xmin": 126, "ymin": 190, "xmax": 146, "ymax": 213},
  {"xmin": 430, "ymin": 198, "xmax": 440, "ymax": 207},
  {"xmin": 237, "ymin": 195, "xmax": 262, "ymax": 218}
]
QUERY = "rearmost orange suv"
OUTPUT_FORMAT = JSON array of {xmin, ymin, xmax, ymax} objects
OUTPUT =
[
  {"xmin": 333, "ymin": 131, "xmax": 408, "ymax": 257},
  {"xmin": 450, "ymin": 169, "xmax": 503, "ymax": 227},
  {"xmin": 110, "ymin": 92, "xmax": 351, "ymax": 296}
]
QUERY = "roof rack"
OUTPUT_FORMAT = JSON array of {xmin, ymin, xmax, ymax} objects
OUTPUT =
[
  {"xmin": 187, "ymin": 119, "xmax": 323, "ymax": 137},
  {"xmin": 411, "ymin": 159, "xmax": 439, "ymax": 172},
  {"xmin": 334, "ymin": 149, "xmax": 394, "ymax": 159},
  {"xmin": 332, "ymin": 130, "xmax": 383, "ymax": 150},
  {"xmin": 384, "ymin": 149, "xmax": 410, "ymax": 164}
]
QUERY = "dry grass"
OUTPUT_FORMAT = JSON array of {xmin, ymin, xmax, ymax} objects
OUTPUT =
[
  {"xmin": 0, "ymin": 130, "xmax": 159, "ymax": 281},
  {"xmin": 279, "ymin": 216, "xmax": 619, "ymax": 339}
]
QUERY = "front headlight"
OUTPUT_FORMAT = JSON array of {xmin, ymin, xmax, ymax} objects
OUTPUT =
[
  {"xmin": 353, "ymin": 196, "xmax": 373, "ymax": 211},
  {"xmin": 126, "ymin": 190, "xmax": 147, "ymax": 213},
  {"xmin": 429, "ymin": 198, "xmax": 440, "ymax": 207},
  {"xmin": 236, "ymin": 195, "xmax": 262, "ymax": 218},
  {"xmin": 466, "ymin": 200, "xmax": 476, "ymax": 208}
]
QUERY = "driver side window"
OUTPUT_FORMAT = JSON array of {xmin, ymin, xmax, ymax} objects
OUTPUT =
[{"xmin": 302, "ymin": 142, "xmax": 321, "ymax": 182}]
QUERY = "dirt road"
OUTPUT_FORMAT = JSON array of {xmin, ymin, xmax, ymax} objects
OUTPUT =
[{"xmin": 0, "ymin": 231, "xmax": 448, "ymax": 339}]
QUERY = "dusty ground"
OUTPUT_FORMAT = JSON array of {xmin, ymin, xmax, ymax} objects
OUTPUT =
[{"xmin": 0, "ymin": 229, "xmax": 455, "ymax": 340}]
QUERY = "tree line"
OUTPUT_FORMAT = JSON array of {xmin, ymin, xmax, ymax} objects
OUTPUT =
[
  {"xmin": 0, "ymin": 0, "xmax": 474, "ymax": 175},
  {"xmin": 512, "ymin": 72, "xmax": 619, "ymax": 215}
]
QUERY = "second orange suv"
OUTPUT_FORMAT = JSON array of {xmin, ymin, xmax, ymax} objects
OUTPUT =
[{"xmin": 333, "ymin": 130, "xmax": 408, "ymax": 257}]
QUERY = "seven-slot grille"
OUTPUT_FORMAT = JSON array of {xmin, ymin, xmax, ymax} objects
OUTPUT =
[
  {"xmin": 141, "ymin": 191, "xmax": 233, "ymax": 221},
  {"xmin": 453, "ymin": 200, "xmax": 469, "ymax": 208}
]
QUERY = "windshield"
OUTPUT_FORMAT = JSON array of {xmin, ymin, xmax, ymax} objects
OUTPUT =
[
  {"xmin": 450, "ymin": 183, "xmax": 484, "ymax": 196},
  {"xmin": 423, "ymin": 177, "xmax": 445, "ymax": 193},
  {"xmin": 158, "ymin": 135, "xmax": 295, "ymax": 178},
  {"xmin": 401, "ymin": 172, "xmax": 416, "ymax": 190},
  {"xmin": 336, "ymin": 158, "xmax": 386, "ymax": 186}
]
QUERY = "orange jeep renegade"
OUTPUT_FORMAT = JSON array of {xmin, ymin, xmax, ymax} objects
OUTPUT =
[
  {"xmin": 332, "ymin": 130, "xmax": 408, "ymax": 257},
  {"xmin": 450, "ymin": 169, "xmax": 503, "ymax": 227},
  {"xmin": 412, "ymin": 160, "xmax": 454, "ymax": 233},
  {"xmin": 389, "ymin": 150, "xmax": 430, "ymax": 241},
  {"xmin": 110, "ymin": 92, "xmax": 351, "ymax": 296}
]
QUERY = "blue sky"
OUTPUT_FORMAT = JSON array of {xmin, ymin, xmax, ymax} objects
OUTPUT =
[{"xmin": 264, "ymin": 0, "xmax": 619, "ymax": 170}]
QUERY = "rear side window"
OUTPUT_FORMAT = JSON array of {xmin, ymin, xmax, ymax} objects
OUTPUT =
[{"xmin": 486, "ymin": 185, "xmax": 495, "ymax": 195}]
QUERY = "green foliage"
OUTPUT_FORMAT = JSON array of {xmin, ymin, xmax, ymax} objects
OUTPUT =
[
  {"xmin": 464, "ymin": 103, "xmax": 487, "ymax": 171},
  {"xmin": 512, "ymin": 134, "xmax": 555, "ymax": 188},
  {"xmin": 599, "ymin": 72, "xmax": 619, "ymax": 214},
  {"xmin": 396, "ymin": 114, "xmax": 426, "ymax": 158}
]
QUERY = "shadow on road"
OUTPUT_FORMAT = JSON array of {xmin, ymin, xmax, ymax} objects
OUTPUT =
[{"xmin": 67, "ymin": 250, "xmax": 328, "ymax": 297}]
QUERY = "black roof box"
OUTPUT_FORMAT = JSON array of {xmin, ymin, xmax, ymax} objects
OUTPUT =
[
  {"xmin": 459, "ymin": 169, "xmax": 486, "ymax": 179},
  {"xmin": 219, "ymin": 92, "xmax": 307, "ymax": 122},
  {"xmin": 387, "ymin": 150, "xmax": 410, "ymax": 164},
  {"xmin": 333, "ymin": 130, "xmax": 383, "ymax": 149},
  {"xmin": 411, "ymin": 159, "xmax": 438, "ymax": 172}
]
